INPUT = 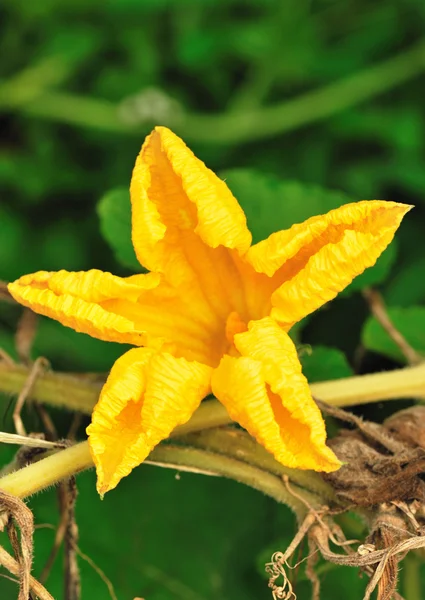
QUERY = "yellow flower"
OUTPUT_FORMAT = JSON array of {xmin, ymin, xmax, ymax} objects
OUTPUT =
[{"xmin": 8, "ymin": 127, "xmax": 410, "ymax": 495}]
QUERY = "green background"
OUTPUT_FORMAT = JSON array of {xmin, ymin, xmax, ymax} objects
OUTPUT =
[{"xmin": 1, "ymin": 0, "xmax": 425, "ymax": 598}]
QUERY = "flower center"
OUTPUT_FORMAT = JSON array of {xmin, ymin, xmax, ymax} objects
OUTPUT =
[{"xmin": 225, "ymin": 311, "xmax": 247, "ymax": 356}]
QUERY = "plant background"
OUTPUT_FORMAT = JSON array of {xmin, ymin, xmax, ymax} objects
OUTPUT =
[{"xmin": 1, "ymin": 0, "xmax": 425, "ymax": 598}]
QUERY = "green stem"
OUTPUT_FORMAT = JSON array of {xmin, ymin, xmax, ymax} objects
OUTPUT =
[
  {"xmin": 202, "ymin": 37, "xmax": 425, "ymax": 144},
  {"xmin": 310, "ymin": 363, "xmax": 425, "ymax": 407},
  {"xmin": 179, "ymin": 427, "xmax": 335, "ymax": 503},
  {"xmin": 1, "ymin": 360, "xmax": 425, "ymax": 424},
  {"xmin": 1, "ymin": 40, "xmax": 425, "ymax": 143},
  {"xmin": 0, "ymin": 362, "xmax": 102, "ymax": 413},
  {"xmin": 0, "ymin": 441, "xmax": 92, "ymax": 498},
  {"xmin": 0, "ymin": 56, "xmax": 76, "ymax": 108},
  {"xmin": 0, "ymin": 440, "xmax": 311, "ymax": 517}
]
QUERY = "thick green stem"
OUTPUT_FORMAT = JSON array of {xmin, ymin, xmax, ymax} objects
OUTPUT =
[
  {"xmin": 1, "ymin": 361, "xmax": 425, "ymax": 425},
  {"xmin": 0, "ymin": 362, "xmax": 102, "ymax": 413},
  {"xmin": 179, "ymin": 427, "xmax": 335, "ymax": 503},
  {"xmin": 310, "ymin": 363, "xmax": 425, "ymax": 407},
  {"xmin": 183, "ymin": 39, "xmax": 425, "ymax": 143},
  {"xmin": 0, "ymin": 440, "xmax": 313, "ymax": 517},
  {"xmin": 1, "ymin": 40, "xmax": 424, "ymax": 143},
  {"xmin": 0, "ymin": 56, "xmax": 74, "ymax": 108},
  {"xmin": 0, "ymin": 442, "xmax": 92, "ymax": 498}
]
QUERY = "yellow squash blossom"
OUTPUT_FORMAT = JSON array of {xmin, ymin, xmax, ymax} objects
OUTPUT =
[{"xmin": 9, "ymin": 127, "xmax": 410, "ymax": 495}]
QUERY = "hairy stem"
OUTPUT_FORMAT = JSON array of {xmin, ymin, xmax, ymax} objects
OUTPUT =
[
  {"xmin": 1, "ymin": 360, "xmax": 425, "ymax": 425},
  {"xmin": 0, "ymin": 442, "xmax": 92, "ymax": 498},
  {"xmin": 0, "ymin": 440, "xmax": 316, "ymax": 518},
  {"xmin": 310, "ymin": 363, "xmax": 425, "ymax": 407},
  {"xmin": 0, "ymin": 546, "xmax": 54, "ymax": 600},
  {"xmin": 0, "ymin": 362, "xmax": 102, "ymax": 413},
  {"xmin": 179, "ymin": 427, "xmax": 335, "ymax": 502}
]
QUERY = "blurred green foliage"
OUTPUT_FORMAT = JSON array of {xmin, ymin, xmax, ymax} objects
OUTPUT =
[{"xmin": 1, "ymin": 0, "xmax": 425, "ymax": 598}]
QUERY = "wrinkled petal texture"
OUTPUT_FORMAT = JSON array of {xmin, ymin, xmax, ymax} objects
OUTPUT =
[
  {"xmin": 131, "ymin": 125, "xmax": 251, "ymax": 267},
  {"xmin": 8, "ymin": 270, "xmax": 160, "ymax": 345},
  {"xmin": 246, "ymin": 201, "xmax": 411, "ymax": 328},
  {"xmin": 8, "ymin": 125, "xmax": 412, "ymax": 495},
  {"xmin": 87, "ymin": 348, "xmax": 212, "ymax": 494},
  {"xmin": 8, "ymin": 269, "xmax": 227, "ymax": 364},
  {"xmin": 211, "ymin": 317, "xmax": 341, "ymax": 472},
  {"xmin": 130, "ymin": 126, "xmax": 253, "ymax": 325}
]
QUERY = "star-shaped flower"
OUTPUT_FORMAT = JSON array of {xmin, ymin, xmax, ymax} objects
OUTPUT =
[{"xmin": 8, "ymin": 127, "xmax": 410, "ymax": 494}]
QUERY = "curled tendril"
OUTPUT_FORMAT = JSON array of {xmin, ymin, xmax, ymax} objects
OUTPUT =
[{"xmin": 266, "ymin": 552, "xmax": 296, "ymax": 600}]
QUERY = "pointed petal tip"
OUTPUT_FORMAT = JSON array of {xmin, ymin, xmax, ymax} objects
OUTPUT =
[
  {"xmin": 97, "ymin": 482, "xmax": 111, "ymax": 498},
  {"xmin": 7, "ymin": 281, "xmax": 18, "ymax": 300},
  {"xmin": 7, "ymin": 276, "xmax": 41, "ymax": 307},
  {"xmin": 131, "ymin": 125, "xmax": 252, "ymax": 273},
  {"xmin": 367, "ymin": 200, "xmax": 412, "ymax": 231},
  {"xmin": 383, "ymin": 200, "xmax": 413, "ymax": 218},
  {"xmin": 8, "ymin": 276, "xmax": 37, "ymax": 299},
  {"xmin": 153, "ymin": 125, "xmax": 172, "ymax": 136},
  {"xmin": 268, "ymin": 432, "xmax": 342, "ymax": 473},
  {"xmin": 390, "ymin": 201, "xmax": 413, "ymax": 211},
  {"xmin": 316, "ymin": 451, "xmax": 342, "ymax": 473},
  {"xmin": 251, "ymin": 200, "xmax": 412, "ymax": 328}
]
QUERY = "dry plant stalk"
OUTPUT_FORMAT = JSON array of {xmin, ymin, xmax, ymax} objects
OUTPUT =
[
  {"xmin": 28, "ymin": 399, "xmax": 81, "ymax": 599},
  {"xmin": 0, "ymin": 545, "xmax": 54, "ymax": 600},
  {"xmin": 15, "ymin": 308, "xmax": 38, "ymax": 364},
  {"xmin": 64, "ymin": 476, "xmax": 80, "ymax": 600},
  {"xmin": 0, "ymin": 490, "xmax": 34, "ymax": 599},
  {"xmin": 13, "ymin": 356, "xmax": 49, "ymax": 437},
  {"xmin": 363, "ymin": 288, "xmax": 422, "ymax": 366}
]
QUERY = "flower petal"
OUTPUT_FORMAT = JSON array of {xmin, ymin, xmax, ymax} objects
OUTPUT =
[
  {"xmin": 211, "ymin": 317, "xmax": 340, "ymax": 472},
  {"xmin": 8, "ymin": 269, "xmax": 161, "ymax": 345},
  {"xmin": 131, "ymin": 126, "xmax": 251, "ymax": 268},
  {"xmin": 130, "ymin": 126, "xmax": 252, "ymax": 322},
  {"xmin": 8, "ymin": 269, "xmax": 225, "ymax": 364},
  {"xmin": 87, "ymin": 348, "xmax": 212, "ymax": 494},
  {"xmin": 245, "ymin": 201, "xmax": 411, "ymax": 328}
]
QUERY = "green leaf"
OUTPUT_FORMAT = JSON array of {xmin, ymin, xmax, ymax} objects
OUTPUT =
[
  {"xmin": 97, "ymin": 188, "xmax": 140, "ymax": 271},
  {"xmin": 39, "ymin": 219, "xmax": 88, "ymax": 270},
  {"xmin": 385, "ymin": 257, "xmax": 425, "ymax": 307},
  {"xmin": 300, "ymin": 346, "xmax": 353, "ymax": 382},
  {"xmin": 362, "ymin": 306, "xmax": 425, "ymax": 363},
  {"xmin": 222, "ymin": 169, "xmax": 397, "ymax": 294}
]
